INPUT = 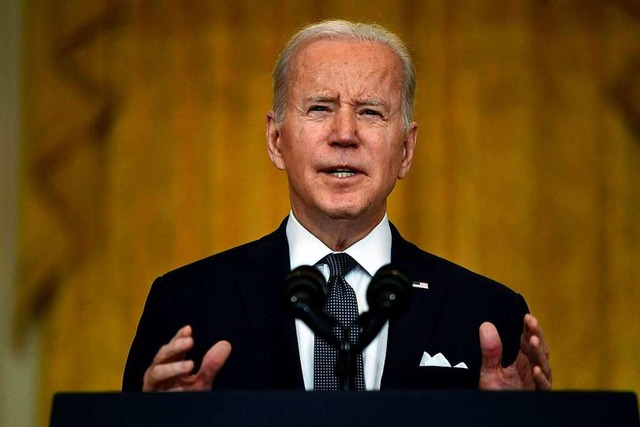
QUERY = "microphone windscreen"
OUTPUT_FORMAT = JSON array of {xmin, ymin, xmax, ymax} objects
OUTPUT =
[
  {"xmin": 366, "ymin": 265, "xmax": 412, "ymax": 318},
  {"xmin": 284, "ymin": 265, "xmax": 327, "ymax": 311}
]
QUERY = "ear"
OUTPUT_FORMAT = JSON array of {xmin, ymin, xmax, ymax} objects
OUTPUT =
[
  {"xmin": 398, "ymin": 122, "xmax": 418, "ymax": 180},
  {"xmin": 266, "ymin": 112, "xmax": 286, "ymax": 170}
]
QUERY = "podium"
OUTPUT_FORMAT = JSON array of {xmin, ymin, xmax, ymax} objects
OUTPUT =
[{"xmin": 50, "ymin": 390, "xmax": 639, "ymax": 427}]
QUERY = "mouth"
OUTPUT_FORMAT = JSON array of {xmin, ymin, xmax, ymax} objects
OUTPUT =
[{"xmin": 326, "ymin": 167, "xmax": 358, "ymax": 178}]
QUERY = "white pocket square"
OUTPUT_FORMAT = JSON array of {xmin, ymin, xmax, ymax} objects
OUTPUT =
[
  {"xmin": 419, "ymin": 352, "xmax": 468, "ymax": 369},
  {"xmin": 412, "ymin": 281, "xmax": 429, "ymax": 289}
]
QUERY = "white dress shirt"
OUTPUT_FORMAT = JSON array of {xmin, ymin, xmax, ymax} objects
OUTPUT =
[{"xmin": 286, "ymin": 212, "xmax": 392, "ymax": 390}]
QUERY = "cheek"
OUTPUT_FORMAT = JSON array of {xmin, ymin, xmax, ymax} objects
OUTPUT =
[
  {"xmin": 378, "ymin": 139, "xmax": 404, "ymax": 168},
  {"xmin": 284, "ymin": 127, "xmax": 326, "ymax": 163}
]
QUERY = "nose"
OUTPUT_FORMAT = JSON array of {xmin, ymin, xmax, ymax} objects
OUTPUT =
[{"xmin": 331, "ymin": 107, "xmax": 358, "ymax": 147}]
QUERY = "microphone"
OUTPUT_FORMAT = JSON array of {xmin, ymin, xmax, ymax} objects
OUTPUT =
[
  {"xmin": 284, "ymin": 265, "xmax": 337, "ymax": 345},
  {"xmin": 356, "ymin": 264, "xmax": 412, "ymax": 351},
  {"xmin": 285, "ymin": 263, "xmax": 412, "ymax": 391},
  {"xmin": 366, "ymin": 264, "xmax": 412, "ymax": 318},
  {"xmin": 284, "ymin": 265, "xmax": 327, "ymax": 311}
]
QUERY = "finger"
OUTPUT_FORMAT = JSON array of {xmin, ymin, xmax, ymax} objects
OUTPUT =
[
  {"xmin": 479, "ymin": 322, "xmax": 503, "ymax": 372},
  {"xmin": 152, "ymin": 326, "xmax": 194, "ymax": 364},
  {"xmin": 519, "ymin": 314, "xmax": 536, "ymax": 352},
  {"xmin": 522, "ymin": 315, "xmax": 552, "ymax": 380},
  {"xmin": 528, "ymin": 335, "xmax": 552, "ymax": 384},
  {"xmin": 153, "ymin": 337, "xmax": 194, "ymax": 365},
  {"xmin": 526, "ymin": 315, "xmax": 549, "ymax": 356},
  {"xmin": 143, "ymin": 360, "xmax": 195, "ymax": 391},
  {"xmin": 532, "ymin": 365, "xmax": 552, "ymax": 390},
  {"xmin": 528, "ymin": 334, "xmax": 546, "ymax": 362},
  {"xmin": 196, "ymin": 340, "xmax": 232, "ymax": 388},
  {"xmin": 518, "ymin": 315, "xmax": 553, "ymax": 390},
  {"xmin": 176, "ymin": 324, "xmax": 192, "ymax": 337},
  {"xmin": 518, "ymin": 315, "xmax": 542, "ymax": 361},
  {"xmin": 523, "ymin": 315, "xmax": 548, "ymax": 346}
]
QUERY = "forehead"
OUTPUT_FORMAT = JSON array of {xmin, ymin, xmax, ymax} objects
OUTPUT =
[{"xmin": 288, "ymin": 39, "xmax": 403, "ymax": 100}]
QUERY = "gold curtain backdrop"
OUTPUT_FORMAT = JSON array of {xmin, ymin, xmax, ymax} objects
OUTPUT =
[{"xmin": 17, "ymin": 0, "xmax": 640, "ymax": 423}]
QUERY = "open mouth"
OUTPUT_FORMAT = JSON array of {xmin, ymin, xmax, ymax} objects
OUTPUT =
[{"xmin": 327, "ymin": 168, "xmax": 357, "ymax": 178}]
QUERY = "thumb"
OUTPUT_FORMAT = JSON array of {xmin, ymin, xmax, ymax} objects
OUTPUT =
[
  {"xmin": 196, "ymin": 340, "xmax": 232, "ymax": 388},
  {"xmin": 479, "ymin": 322, "xmax": 503, "ymax": 372}
]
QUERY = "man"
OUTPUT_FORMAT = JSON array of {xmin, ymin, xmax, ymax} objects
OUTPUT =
[{"xmin": 123, "ymin": 19, "xmax": 551, "ymax": 392}]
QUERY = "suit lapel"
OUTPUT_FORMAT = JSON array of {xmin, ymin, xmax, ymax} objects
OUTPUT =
[
  {"xmin": 381, "ymin": 224, "xmax": 446, "ymax": 389},
  {"xmin": 235, "ymin": 218, "xmax": 304, "ymax": 389}
]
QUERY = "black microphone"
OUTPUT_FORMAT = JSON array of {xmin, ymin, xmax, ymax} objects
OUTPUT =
[
  {"xmin": 284, "ymin": 265, "xmax": 327, "ymax": 311},
  {"xmin": 284, "ymin": 265, "xmax": 338, "ymax": 345},
  {"xmin": 366, "ymin": 264, "xmax": 412, "ymax": 318},
  {"xmin": 356, "ymin": 264, "xmax": 412, "ymax": 351}
]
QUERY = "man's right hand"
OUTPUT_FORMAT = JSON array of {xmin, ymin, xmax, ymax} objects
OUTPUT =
[{"xmin": 143, "ymin": 325, "xmax": 232, "ymax": 391}]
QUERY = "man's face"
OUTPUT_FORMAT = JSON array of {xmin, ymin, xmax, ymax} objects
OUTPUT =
[{"xmin": 267, "ymin": 39, "xmax": 417, "ymax": 230}]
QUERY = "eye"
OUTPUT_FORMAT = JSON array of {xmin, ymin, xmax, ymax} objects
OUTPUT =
[
  {"xmin": 308, "ymin": 105, "xmax": 330, "ymax": 113},
  {"xmin": 361, "ymin": 108, "xmax": 382, "ymax": 117}
]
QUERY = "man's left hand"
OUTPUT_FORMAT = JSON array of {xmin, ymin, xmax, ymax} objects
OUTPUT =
[{"xmin": 478, "ymin": 314, "xmax": 552, "ymax": 390}]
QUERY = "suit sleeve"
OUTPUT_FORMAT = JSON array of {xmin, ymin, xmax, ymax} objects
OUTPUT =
[
  {"xmin": 500, "ymin": 292, "xmax": 529, "ymax": 367},
  {"xmin": 122, "ymin": 276, "xmax": 182, "ymax": 391}
]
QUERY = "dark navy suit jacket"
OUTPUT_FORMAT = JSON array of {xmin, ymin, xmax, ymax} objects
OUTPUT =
[{"xmin": 123, "ymin": 219, "xmax": 528, "ymax": 391}]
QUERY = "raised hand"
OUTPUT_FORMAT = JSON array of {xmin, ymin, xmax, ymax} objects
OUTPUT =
[
  {"xmin": 143, "ymin": 325, "xmax": 232, "ymax": 392},
  {"xmin": 479, "ymin": 314, "xmax": 552, "ymax": 390}
]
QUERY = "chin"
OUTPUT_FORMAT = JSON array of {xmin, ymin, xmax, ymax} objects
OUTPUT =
[
  {"xmin": 325, "ymin": 210, "xmax": 361, "ymax": 220},
  {"xmin": 322, "ymin": 203, "xmax": 373, "ymax": 221}
]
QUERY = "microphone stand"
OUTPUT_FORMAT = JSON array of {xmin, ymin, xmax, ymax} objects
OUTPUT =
[
  {"xmin": 291, "ymin": 298, "xmax": 395, "ymax": 391},
  {"xmin": 294, "ymin": 309, "xmax": 363, "ymax": 391},
  {"xmin": 337, "ymin": 312, "xmax": 388, "ymax": 391},
  {"xmin": 337, "ymin": 325, "xmax": 357, "ymax": 391}
]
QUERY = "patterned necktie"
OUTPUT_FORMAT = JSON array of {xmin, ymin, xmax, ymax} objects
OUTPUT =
[{"xmin": 313, "ymin": 253, "xmax": 366, "ymax": 391}]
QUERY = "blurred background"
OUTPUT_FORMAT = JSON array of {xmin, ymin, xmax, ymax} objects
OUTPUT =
[{"xmin": 1, "ymin": 0, "xmax": 639, "ymax": 425}]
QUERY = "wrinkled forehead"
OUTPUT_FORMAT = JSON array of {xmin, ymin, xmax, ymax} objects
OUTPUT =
[{"xmin": 288, "ymin": 38, "xmax": 404, "ymax": 99}]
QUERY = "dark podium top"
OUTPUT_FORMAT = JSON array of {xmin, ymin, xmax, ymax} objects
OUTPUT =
[{"xmin": 51, "ymin": 390, "xmax": 639, "ymax": 427}]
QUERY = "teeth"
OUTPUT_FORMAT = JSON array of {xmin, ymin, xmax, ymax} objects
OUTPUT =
[
  {"xmin": 331, "ymin": 171, "xmax": 355, "ymax": 178},
  {"xmin": 330, "ymin": 168, "xmax": 355, "ymax": 178}
]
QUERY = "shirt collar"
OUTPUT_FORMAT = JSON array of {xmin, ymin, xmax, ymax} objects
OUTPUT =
[{"xmin": 286, "ymin": 211, "xmax": 392, "ymax": 276}]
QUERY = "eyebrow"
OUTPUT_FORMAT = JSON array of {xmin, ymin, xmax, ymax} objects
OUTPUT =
[
  {"xmin": 358, "ymin": 99, "xmax": 386, "ymax": 107},
  {"xmin": 306, "ymin": 96, "xmax": 336, "ymax": 104},
  {"xmin": 305, "ymin": 96, "xmax": 387, "ymax": 107}
]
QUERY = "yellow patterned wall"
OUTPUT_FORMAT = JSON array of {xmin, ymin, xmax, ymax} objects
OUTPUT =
[{"xmin": 16, "ymin": 0, "xmax": 640, "ymax": 423}]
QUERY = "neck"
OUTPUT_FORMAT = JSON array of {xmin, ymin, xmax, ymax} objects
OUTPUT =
[{"xmin": 292, "ymin": 208, "xmax": 385, "ymax": 252}]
